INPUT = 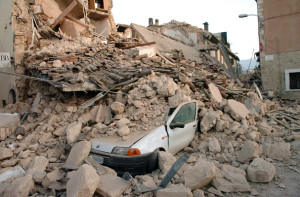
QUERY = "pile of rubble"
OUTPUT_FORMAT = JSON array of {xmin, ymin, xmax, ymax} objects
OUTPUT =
[
  {"xmin": 0, "ymin": 0, "xmax": 300, "ymax": 196},
  {"xmin": 1, "ymin": 49, "xmax": 300, "ymax": 196}
]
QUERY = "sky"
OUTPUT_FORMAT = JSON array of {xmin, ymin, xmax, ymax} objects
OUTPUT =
[{"xmin": 112, "ymin": 0, "xmax": 259, "ymax": 61}]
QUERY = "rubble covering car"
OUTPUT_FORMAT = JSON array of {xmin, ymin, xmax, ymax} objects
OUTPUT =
[{"xmin": 90, "ymin": 101, "xmax": 198, "ymax": 175}]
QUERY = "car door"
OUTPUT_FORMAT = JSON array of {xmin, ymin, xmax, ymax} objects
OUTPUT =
[{"xmin": 166, "ymin": 101, "xmax": 198, "ymax": 154}]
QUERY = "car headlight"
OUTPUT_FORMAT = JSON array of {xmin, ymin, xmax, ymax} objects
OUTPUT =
[{"xmin": 112, "ymin": 147, "xmax": 141, "ymax": 156}]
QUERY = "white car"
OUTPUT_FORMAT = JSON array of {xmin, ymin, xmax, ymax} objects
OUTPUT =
[{"xmin": 90, "ymin": 101, "xmax": 198, "ymax": 175}]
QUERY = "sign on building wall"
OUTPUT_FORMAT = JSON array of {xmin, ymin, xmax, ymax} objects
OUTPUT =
[
  {"xmin": 265, "ymin": 54, "xmax": 274, "ymax": 62},
  {"xmin": 0, "ymin": 53, "xmax": 11, "ymax": 67}
]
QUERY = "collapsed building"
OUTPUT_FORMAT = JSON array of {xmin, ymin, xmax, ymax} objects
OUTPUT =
[{"xmin": 0, "ymin": 0, "xmax": 300, "ymax": 197}]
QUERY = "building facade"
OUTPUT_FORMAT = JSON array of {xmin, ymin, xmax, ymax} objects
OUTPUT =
[{"xmin": 256, "ymin": 0, "xmax": 300, "ymax": 99}]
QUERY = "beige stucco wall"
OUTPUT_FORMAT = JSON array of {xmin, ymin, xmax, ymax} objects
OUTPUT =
[{"xmin": 257, "ymin": 0, "xmax": 300, "ymax": 100}]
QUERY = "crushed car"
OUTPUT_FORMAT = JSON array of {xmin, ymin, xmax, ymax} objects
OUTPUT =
[{"xmin": 90, "ymin": 101, "xmax": 199, "ymax": 175}]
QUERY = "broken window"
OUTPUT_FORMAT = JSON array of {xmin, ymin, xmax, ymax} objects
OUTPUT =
[
  {"xmin": 95, "ymin": 0, "xmax": 104, "ymax": 9},
  {"xmin": 2, "ymin": 100, "xmax": 6, "ymax": 107},
  {"xmin": 171, "ymin": 102, "xmax": 196, "ymax": 124},
  {"xmin": 89, "ymin": 0, "xmax": 108, "ymax": 10},
  {"xmin": 290, "ymin": 72, "xmax": 300, "ymax": 89},
  {"xmin": 117, "ymin": 25, "xmax": 129, "ymax": 33}
]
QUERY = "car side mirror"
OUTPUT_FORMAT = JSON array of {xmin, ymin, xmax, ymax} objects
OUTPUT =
[{"xmin": 170, "ymin": 122, "xmax": 185, "ymax": 129}]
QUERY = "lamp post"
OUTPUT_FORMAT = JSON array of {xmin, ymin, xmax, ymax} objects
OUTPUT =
[
  {"xmin": 239, "ymin": 14, "xmax": 258, "ymax": 18},
  {"xmin": 239, "ymin": 14, "xmax": 263, "ymax": 27}
]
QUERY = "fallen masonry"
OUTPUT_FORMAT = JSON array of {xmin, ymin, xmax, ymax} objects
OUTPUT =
[{"xmin": 0, "ymin": 0, "xmax": 299, "ymax": 196}]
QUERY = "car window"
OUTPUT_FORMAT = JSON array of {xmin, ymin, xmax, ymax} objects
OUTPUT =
[
  {"xmin": 171, "ymin": 102, "xmax": 196, "ymax": 124},
  {"xmin": 168, "ymin": 107, "xmax": 176, "ymax": 116}
]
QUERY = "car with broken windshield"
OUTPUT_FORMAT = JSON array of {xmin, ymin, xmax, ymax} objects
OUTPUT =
[{"xmin": 90, "ymin": 101, "xmax": 198, "ymax": 175}]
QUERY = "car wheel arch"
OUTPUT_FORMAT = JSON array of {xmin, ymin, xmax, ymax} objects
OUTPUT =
[{"xmin": 158, "ymin": 147, "xmax": 166, "ymax": 152}]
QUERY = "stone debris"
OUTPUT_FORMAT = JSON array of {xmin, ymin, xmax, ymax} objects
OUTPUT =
[
  {"xmin": 193, "ymin": 189, "xmax": 205, "ymax": 197},
  {"xmin": 208, "ymin": 137, "xmax": 221, "ymax": 153},
  {"xmin": 155, "ymin": 75, "xmax": 179, "ymax": 97},
  {"xmin": 257, "ymin": 122, "xmax": 272, "ymax": 135},
  {"xmin": 42, "ymin": 169, "xmax": 63, "ymax": 187},
  {"xmin": 0, "ymin": 1, "xmax": 298, "ymax": 196},
  {"xmin": 0, "ymin": 148, "xmax": 13, "ymax": 161},
  {"xmin": 0, "ymin": 113, "xmax": 21, "ymax": 140},
  {"xmin": 225, "ymin": 99, "xmax": 249, "ymax": 121},
  {"xmin": 237, "ymin": 141, "xmax": 263, "ymax": 163},
  {"xmin": 0, "ymin": 165, "xmax": 25, "ymax": 183},
  {"xmin": 110, "ymin": 102, "xmax": 126, "ymax": 114},
  {"xmin": 96, "ymin": 174, "xmax": 131, "ymax": 197},
  {"xmin": 212, "ymin": 164, "xmax": 251, "ymax": 192},
  {"xmin": 136, "ymin": 174, "xmax": 157, "ymax": 188},
  {"xmin": 66, "ymin": 121, "xmax": 83, "ymax": 144},
  {"xmin": 184, "ymin": 159, "xmax": 216, "ymax": 190},
  {"xmin": 291, "ymin": 140, "xmax": 300, "ymax": 151},
  {"xmin": 3, "ymin": 174, "xmax": 34, "ymax": 197},
  {"xmin": 200, "ymin": 111, "xmax": 222, "ymax": 133},
  {"xmin": 65, "ymin": 141, "xmax": 92, "ymax": 169},
  {"xmin": 67, "ymin": 164, "xmax": 99, "ymax": 197},
  {"xmin": 263, "ymin": 141, "xmax": 291, "ymax": 161},
  {"xmin": 27, "ymin": 156, "xmax": 49, "ymax": 175},
  {"xmin": 208, "ymin": 83, "xmax": 223, "ymax": 103},
  {"xmin": 168, "ymin": 91, "xmax": 191, "ymax": 108},
  {"xmin": 156, "ymin": 185, "xmax": 193, "ymax": 197},
  {"xmin": 0, "ymin": 113, "xmax": 20, "ymax": 128},
  {"xmin": 158, "ymin": 151, "xmax": 177, "ymax": 174},
  {"xmin": 247, "ymin": 158, "xmax": 276, "ymax": 183},
  {"xmin": 33, "ymin": 171, "xmax": 47, "ymax": 183},
  {"xmin": 207, "ymin": 187, "xmax": 224, "ymax": 196}
]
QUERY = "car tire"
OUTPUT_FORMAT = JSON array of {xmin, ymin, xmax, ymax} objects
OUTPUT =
[{"xmin": 147, "ymin": 149, "xmax": 159, "ymax": 173}]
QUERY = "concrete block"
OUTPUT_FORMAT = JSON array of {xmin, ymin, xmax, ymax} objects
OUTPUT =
[
  {"xmin": 0, "ymin": 113, "xmax": 20, "ymax": 128},
  {"xmin": 96, "ymin": 174, "xmax": 131, "ymax": 197},
  {"xmin": 208, "ymin": 83, "xmax": 223, "ymax": 103}
]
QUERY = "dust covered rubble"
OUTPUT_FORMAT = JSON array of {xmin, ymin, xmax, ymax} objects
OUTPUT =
[
  {"xmin": 1, "ymin": 2, "xmax": 300, "ymax": 196},
  {"xmin": 1, "ymin": 64, "xmax": 300, "ymax": 197}
]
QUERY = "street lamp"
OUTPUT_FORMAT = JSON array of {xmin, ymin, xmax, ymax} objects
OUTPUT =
[
  {"xmin": 239, "ymin": 13, "xmax": 263, "ymax": 27},
  {"xmin": 239, "ymin": 14, "xmax": 258, "ymax": 18}
]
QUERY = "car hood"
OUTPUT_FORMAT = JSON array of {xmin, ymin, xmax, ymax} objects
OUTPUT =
[{"xmin": 91, "ymin": 130, "xmax": 154, "ymax": 153}]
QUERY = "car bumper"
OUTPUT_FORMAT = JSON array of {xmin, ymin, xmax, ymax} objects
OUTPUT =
[{"xmin": 90, "ymin": 149, "xmax": 158, "ymax": 176}]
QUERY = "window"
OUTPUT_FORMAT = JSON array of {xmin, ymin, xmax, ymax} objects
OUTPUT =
[
  {"xmin": 171, "ymin": 102, "xmax": 196, "ymax": 124},
  {"xmin": 285, "ymin": 69, "xmax": 300, "ymax": 91},
  {"xmin": 2, "ymin": 100, "xmax": 6, "ymax": 107},
  {"xmin": 95, "ymin": 0, "xmax": 104, "ymax": 9},
  {"xmin": 290, "ymin": 72, "xmax": 300, "ymax": 89}
]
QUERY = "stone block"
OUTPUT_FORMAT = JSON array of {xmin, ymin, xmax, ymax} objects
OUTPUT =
[
  {"xmin": 184, "ymin": 159, "xmax": 216, "ymax": 190},
  {"xmin": 237, "ymin": 141, "xmax": 262, "ymax": 163},
  {"xmin": 67, "ymin": 164, "xmax": 99, "ymax": 197},
  {"xmin": 247, "ymin": 158, "xmax": 275, "ymax": 183},
  {"xmin": 208, "ymin": 138, "xmax": 221, "ymax": 153},
  {"xmin": 0, "ymin": 113, "xmax": 20, "ymax": 128},
  {"xmin": 66, "ymin": 122, "xmax": 82, "ymax": 144},
  {"xmin": 263, "ymin": 141, "xmax": 291, "ymax": 161},
  {"xmin": 158, "ymin": 151, "xmax": 176, "ymax": 174},
  {"xmin": 65, "ymin": 141, "xmax": 91, "ymax": 169},
  {"xmin": 96, "ymin": 174, "xmax": 131, "ymax": 197},
  {"xmin": 3, "ymin": 174, "xmax": 34, "ymax": 197},
  {"xmin": 224, "ymin": 100, "xmax": 249, "ymax": 121},
  {"xmin": 0, "ymin": 148, "xmax": 13, "ymax": 161},
  {"xmin": 27, "ymin": 156, "xmax": 49, "ymax": 175},
  {"xmin": 212, "ymin": 165, "xmax": 251, "ymax": 192},
  {"xmin": 157, "ymin": 185, "xmax": 193, "ymax": 197}
]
